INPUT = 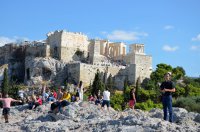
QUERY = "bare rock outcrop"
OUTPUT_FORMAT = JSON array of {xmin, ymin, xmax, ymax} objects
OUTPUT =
[
  {"xmin": 0, "ymin": 102, "xmax": 199, "ymax": 132},
  {"xmin": 25, "ymin": 57, "xmax": 67, "ymax": 85}
]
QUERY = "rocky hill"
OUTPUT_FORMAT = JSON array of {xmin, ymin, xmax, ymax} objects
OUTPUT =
[{"xmin": 0, "ymin": 102, "xmax": 199, "ymax": 132}]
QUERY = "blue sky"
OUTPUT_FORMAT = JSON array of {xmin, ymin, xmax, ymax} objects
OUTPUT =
[{"xmin": 0, "ymin": 0, "xmax": 200, "ymax": 77}]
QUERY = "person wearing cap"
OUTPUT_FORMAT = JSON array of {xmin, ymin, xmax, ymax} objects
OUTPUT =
[{"xmin": 160, "ymin": 72, "xmax": 176, "ymax": 122}]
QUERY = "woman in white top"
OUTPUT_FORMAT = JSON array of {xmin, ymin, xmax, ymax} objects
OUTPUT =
[{"xmin": 77, "ymin": 81, "xmax": 84, "ymax": 101}]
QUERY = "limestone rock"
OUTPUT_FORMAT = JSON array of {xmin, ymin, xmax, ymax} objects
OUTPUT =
[{"xmin": 0, "ymin": 103, "xmax": 199, "ymax": 132}]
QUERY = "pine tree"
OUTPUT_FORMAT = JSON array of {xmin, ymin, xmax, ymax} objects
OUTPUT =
[
  {"xmin": 92, "ymin": 69, "xmax": 105, "ymax": 96},
  {"xmin": 1, "ymin": 68, "xmax": 9, "ymax": 96},
  {"xmin": 106, "ymin": 74, "xmax": 114, "ymax": 94},
  {"xmin": 135, "ymin": 77, "xmax": 141, "ymax": 101},
  {"xmin": 123, "ymin": 77, "xmax": 128, "ymax": 102}
]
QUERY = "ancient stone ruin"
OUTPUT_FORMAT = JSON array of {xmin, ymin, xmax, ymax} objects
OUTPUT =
[{"xmin": 0, "ymin": 30, "xmax": 152, "ymax": 89}]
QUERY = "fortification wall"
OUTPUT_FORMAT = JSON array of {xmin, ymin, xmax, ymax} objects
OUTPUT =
[
  {"xmin": 134, "ymin": 54, "xmax": 152, "ymax": 82},
  {"xmin": 26, "ymin": 44, "xmax": 50, "ymax": 57},
  {"xmin": 61, "ymin": 31, "xmax": 89, "ymax": 51},
  {"xmin": 79, "ymin": 63, "xmax": 124, "ymax": 87},
  {"xmin": 47, "ymin": 30, "xmax": 89, "ymax": 62},
  {"xmin": 0, "ymin": 44, "xmax": 16, "ymax": 64}
]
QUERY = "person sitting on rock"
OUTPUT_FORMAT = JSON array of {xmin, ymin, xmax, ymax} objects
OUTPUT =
[
  {"xmin": 28, "ymin": 94, "xmax": 38, "ymax": 109},
  {"xmin": 31, "ymin": 94, "xmax": 42, "ymax": 110},
  {"xmin": 88, "ymin": 95, "xmax": 94, "ymax": 102},
  {"xmin": 57, "ymin": 87, "xmax": 63, "ymax": 102},
  {"xmin": 62, "ymin": 89, "xmax": 71, "ymax": 102},
  {"xmin": 50, "ymin": 100, "xmax": 70, "ymax": 114},
  {"xmin": 71, "ymin": 94, "xmax": 76, "ymax": 102},
  {"xmin": 0, "ymin": 93, "xmax": 22, "ymax": 123},
  {"xmin": 59, "ymin": 100, "xmax": 70, "ymax": 113},
  {"xmin": 47, "ymin": 101, "xmax": 69, "ymax": 122},
  {"xmin": 50, "ymin": 101, "xmax": 60, "ymax": 114},
  {"xmin": 48, "ymin": 90, "xmax": 56, "ymax": 102}
]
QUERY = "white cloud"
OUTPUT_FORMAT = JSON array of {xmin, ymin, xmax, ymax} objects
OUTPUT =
[
  {"xmin": 164, "ymin": 25, "xmax": 174, "ymax": 30},
  {"xmin": 101, "ymin": 31, "xmax": 107, "ymax": 35},
  {"xmin": 192, "ymin": 34, "xmax": 200, "ymax": 41},
  {"xmin": 162, "ymin": 45, "xmax": 179, "ymax": 52},
  {"xmin": 191, "ymin": 45, "xmax": 200, "ymax": 51},
  {"xmin": 104, "ymin": 30, "xmax": 148, "ymax": 41},
  {"xmin": 0, "ymin": 36, "xmax": 29, "ymax": 47}
]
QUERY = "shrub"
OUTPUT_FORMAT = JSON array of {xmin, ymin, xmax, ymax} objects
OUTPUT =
[
  {"xmin": 135, "ymin": 99, "xmax": 162, "ymax": 111},
  {"xmin": 187, "ymin": 84, "xmax": 200, "ymax": 96},
  {"xmin": 138, "ymin": 89, "xmax": 157, "ymax": 102},
  {"xmin": 173, "ymin": 84, "xmax": 185, "ymax": 98},
  {"xmin": 110, "ymin": 93, "xmax": 124, "ymax": 111},
  {"xmin": 173, "ymin": 96, "xmax": 200, "ymax": 113}
]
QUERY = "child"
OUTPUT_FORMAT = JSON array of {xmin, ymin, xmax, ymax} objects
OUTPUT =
[{"xmin": 0, "ymin": 94, "xmax": 22, "ymax": 123}]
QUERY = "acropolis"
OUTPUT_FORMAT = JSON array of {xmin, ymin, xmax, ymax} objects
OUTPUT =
[{"xmin": 0, "ymin": 30, "xmax": 152, "ymax": 89}]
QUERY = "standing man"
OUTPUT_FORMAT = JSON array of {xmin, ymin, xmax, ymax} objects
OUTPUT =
[
  {"xmin": 101, "ymin": 87, "xmax": 110, "ymax": 111},
  {"xmin": 160, "ymin": 72, "xmax": 176, "ymax": 122},
  {"xmin": 0, "ymin": 94, "xmax": 22, "ymax": 123}
]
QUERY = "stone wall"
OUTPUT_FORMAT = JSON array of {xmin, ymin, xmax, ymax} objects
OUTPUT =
[
  {"xmin": 47, "ymin": 30, "xmax": 89, "ymax": 62},
  {"xmin": 79, "ymin": 63, "xmax": 127, "ymax": 89},
  {"xmin": 134, "ymin": 54, "xmax": 152, "ymax": 82},
  {"xmin": 125, "ymin": 53, "xmax": 152, "ymax": 83},
  {"xmin": 26, "ymin": 43, "xmax": 50, "ymax": 57},
  {"xmin": 0, "ymin": 44, "xmax": 17, "ymax": 65},
  {"xmin": 47, "ymin": 31, "xmax": 62, "ymax": 59},
  {"xmin": 61, "ymin": 31, "xmax": 89, "ymax": 51}
]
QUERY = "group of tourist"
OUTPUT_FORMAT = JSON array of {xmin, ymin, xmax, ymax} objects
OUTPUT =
[{"xmin": 0, "ymin": 72, "xmax": 176, "ymax": 123}]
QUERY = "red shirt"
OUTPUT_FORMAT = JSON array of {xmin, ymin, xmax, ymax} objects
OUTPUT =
[
  {"xmin": 53, "ymin": 92, "xmax": 57, "ymax": 99},
  {"xmin": 37, "ymin": 98, "xmax": 42, "ymax": 105}
]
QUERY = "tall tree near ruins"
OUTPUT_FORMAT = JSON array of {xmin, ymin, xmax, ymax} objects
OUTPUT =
[
  {"xmin": 1, "ymin": 68, "xmax": 9, "ymax": 96},
  {"xmin": 92, "ymin": 69, "xmax": 105, "ymax": 96},
  {"xmin": 135, "ymin": 77, "xmax": 141, "ymax": 101},
  {"xmin": 123, "ymin": 77, "xmax": 129, "ymax": 102},
  {"xmin": 106, "ymin": 74, "xmax": 114, "ymax": 94}
]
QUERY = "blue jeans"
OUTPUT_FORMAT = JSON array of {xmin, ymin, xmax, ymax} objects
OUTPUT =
[{"xmin": 162, "ymin": 95, "xmax": 173, "ymax": 122}]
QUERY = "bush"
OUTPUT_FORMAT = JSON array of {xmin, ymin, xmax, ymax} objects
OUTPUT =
[
  {"xmin": 187, "ymin": 84, "xmax": 200, "ymax": 96},
  {"xmin": 173, "ymin": 84, "xmax": 185, "ymax": 98},
  {"xmin": 135, "ymin": 99, "xmax": 162, "ymax": 111},
  {"xmin": 110, "ymin": 93, "xmax": 124, "ymax": 111},
  {"xmin": 173, "ymin": 96, "xmax": 200, "ymax": 113},
  {"xmin": 138, "ymin": 89, "xmax": 157, "ymax": 102}
]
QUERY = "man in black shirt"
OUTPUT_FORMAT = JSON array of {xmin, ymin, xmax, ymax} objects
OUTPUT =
[{"xmin": 160, "ymin": 72, "xmax": 175, "ymax": 122}]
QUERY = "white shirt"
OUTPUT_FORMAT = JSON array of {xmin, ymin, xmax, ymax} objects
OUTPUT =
[
  {"xmin": 18, "ymin": 90, "xmax": 24, "ymax": 99},
  {"xmin": 103, "ymin": 90, "xmax": 110, "ymax": 101}
]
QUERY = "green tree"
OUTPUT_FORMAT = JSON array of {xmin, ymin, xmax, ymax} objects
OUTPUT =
[
  {"xmin": 92, "ymin": 69, "xmax": 105, "ymax": 96},
  {"xmin": 1, "ymin": 68, "xmax": 9, "ymax": 96},
  {"xmin": 135, "ymin": 77, "xmax": 141, "ymax": 101},
  {"xmin": 173, "ymin": 84, "xmax": 185, "ymax": 99},
  {"xmin": 150, "ymin": 63, "xmax": 173, "ymax": 83},
  {"xmin": 123, "ymin": 77, "xmax": 129, "ymax": 102},
  {"xmin": 172, "ymin": 66, "xmax": 185, "ymax": 80},
  {"xmin": 144, "ymin": 79, "xmax": 156, "ymax": 90},
  {"xmin": 106, "ymin": 74, "xmax": 114, "ymax": 94}
]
